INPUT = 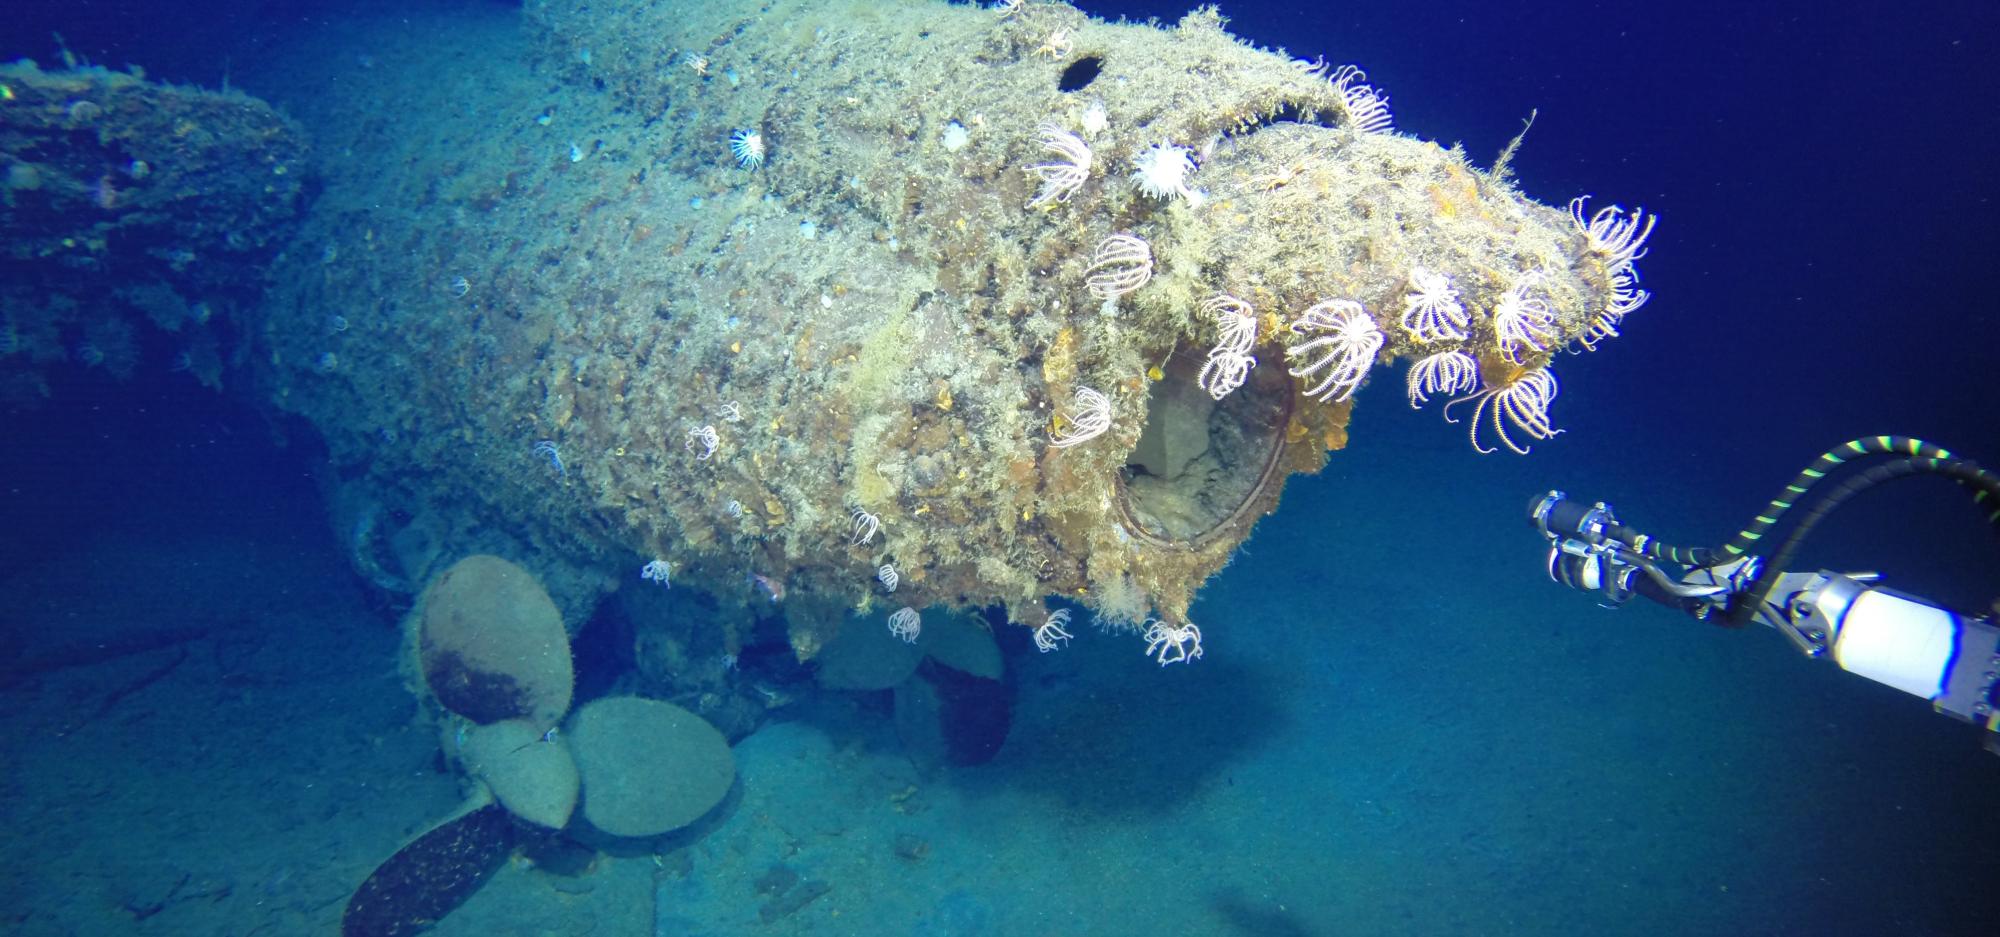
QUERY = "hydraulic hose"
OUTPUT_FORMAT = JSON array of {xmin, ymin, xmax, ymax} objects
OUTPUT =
[{"xmin": 1724, "ymin": 455, "xmax": 2000, "ymax": 627}]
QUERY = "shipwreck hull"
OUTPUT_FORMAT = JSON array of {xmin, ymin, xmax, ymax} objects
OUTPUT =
[
  {"xmin": 258, "ymin": 0, "xmax": 1639, "ymax": 654},
  {"xmin": 0, "ymin": 60, "xmax": 308, "ymax": 402}
]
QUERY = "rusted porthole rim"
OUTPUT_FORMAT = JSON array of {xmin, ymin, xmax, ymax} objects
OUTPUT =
[{"xmin": 1111, "ymin": 385, "xmax": 1296, "ymax": 552}]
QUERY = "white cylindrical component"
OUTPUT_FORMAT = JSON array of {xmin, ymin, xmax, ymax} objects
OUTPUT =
[{"xmin": 1831, "ymin": 590, "xmax": 1960, "ymax": 700}]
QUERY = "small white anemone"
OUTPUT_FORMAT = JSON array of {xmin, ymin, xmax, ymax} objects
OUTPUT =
[
  {"xmin": 729, "ymin": 128, "xmax": 765, "ymax": 169},
  {"xmin": 942, "ymin": 120, "xmax": 971, "ymax": 152},
  {"xmin": 1129, "ymin": 143, "xmax": 1204, "ymax": 207},
  {"xmin": 1080, "ymin": 100, "xmax": 1110, "ymax": 137}
]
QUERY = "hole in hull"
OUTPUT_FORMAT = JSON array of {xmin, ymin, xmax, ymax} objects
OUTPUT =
[
  {"xmin": 1058, "ymin": 56, "xmax": 1103, "ymax": 92},
  {"xmin": 1118, "ymin": 346, "xmax": 1292, "ymax": 547}
]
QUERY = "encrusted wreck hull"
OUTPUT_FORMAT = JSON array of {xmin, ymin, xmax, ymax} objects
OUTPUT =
[
  {"xmin": 257, "ymin": 0, "xmax": 1644, "ymax": 656},
  {"xmin": 0, "ymin": 60, "xmax": 307, "ymax": 401}
]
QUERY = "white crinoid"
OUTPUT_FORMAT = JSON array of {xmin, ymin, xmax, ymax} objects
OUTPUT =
[
  {"xmin": 1050, "ymin": 386, "xmax": 1112, "ymax": 448},
  {"xmin": 1034, "ymin": 609, "xmax": 1074, "ymax": 653},
  {"xmin": 1291, "ymin": 56, "xmax": 1332, "ymax": 79},
  {"xmin": 729, "ymin": 128, "xmax": 765, "ymax": 169},
  {"xmin": 1129, "ymin": 143, "xmax": 1204, "ymax": 206},
  {"xmin": 1025, "ymin": 123, "xmax": 1093, "ymax": 209},
  {"xmin": 1285, "ymin": 299, "xmax": 1382, "ymax": 403},
  {"xmin": 887, "ymin": 606, "xmax": 922, "ymax": 643},
  {"xmin": 1399, "ymin": 266, "xmax": 1468, "ymax": 342},
  {"xmin": 1567, "ymin": 197, "xmax": 1657, "ymax": 352},
  {"xmin": 1195, "ymin": 293, "xmax": 1258, "ymax": 400},
  {"xmin": 1405, "ymin": 349, "xmax": 1479, "ymax": 408},
  {"xmin": 1605, "ymin": 262, "xmax": 1650, "ymax": 318},
  {"xmin": 1201, "ymin": 293, "xmax": 1258, "ymax": 356},
  {"xmin": 1569, "ymin": 196, "xmax": 1656, "ymax": 267},
  {"xmin": 1577, "ymin": 261, "xmax": 1651, "ymax": 352},
  {"xmin": 1577, "ymin": 313, "xmax": 1621, "ymax": 351},
  {"xmin": 1142, "ymin": 618, "xmax": 1203, "ymax": 667},
  {"xmin": 848, "ymin": 506, "xmax": 881, "ymax": 545},
  {"xmin": 1084, "ymin": 233, "xmax": 1153, "ymax": 298},
  {"xmin": 1491, "ymin": 270, "xmax": 1557, "ymax": 364},
  {"xmin": 685, "ymin": 424, "xmax": 720, "ymax": 460},
  {"xmin": 1443, "ymin": 365, "xmax": 1563, "ymax": 455},
  {"xmin": 1329, "ymin": 64, "xmax": 1394, "ymax": 135}
]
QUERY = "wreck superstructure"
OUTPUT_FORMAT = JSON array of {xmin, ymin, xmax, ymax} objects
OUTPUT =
[{"xmin": 256, "ymin": 0, "xmax": 1654, "ymax": 657}]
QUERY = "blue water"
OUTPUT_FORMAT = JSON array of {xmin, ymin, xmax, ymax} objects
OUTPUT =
[{"xmin": 3, "ymin": 1, "xmax": 1997, "ymax": 935}]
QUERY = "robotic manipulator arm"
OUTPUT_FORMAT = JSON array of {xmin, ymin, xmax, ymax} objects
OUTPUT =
[{"xmin": 1527, "ymin": 437, "xmax": 2000, "ymax": 754}]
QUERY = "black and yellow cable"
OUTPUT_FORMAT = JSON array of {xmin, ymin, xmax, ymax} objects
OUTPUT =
[
  {"xmin": 1633, "ymin": 436, "xmax": 1997, "ymax": 571},
  {"xmin": 1724, "ymin": 454, "xmax": 2000, "ymax": 627},
  {"xmin": 1716, "ymin": 435, "xmax": 1959, "ymax": 560}
]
